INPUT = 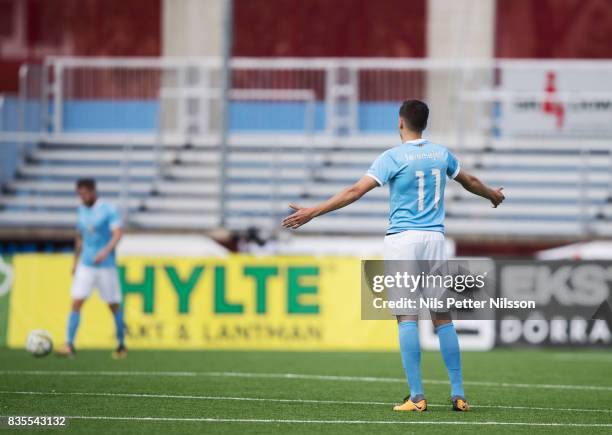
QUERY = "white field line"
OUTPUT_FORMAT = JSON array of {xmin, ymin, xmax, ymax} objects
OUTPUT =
[
  {"xmin": 1, "ymin": 390, "xmax": 611, "ymax": 414},
  {"xmin": 1, "ymin": 370, "xmax": 611, "ymax": 392},
  {"xmin": 1, "ymin": 415, "xmax": 610, "ymax": 427}
]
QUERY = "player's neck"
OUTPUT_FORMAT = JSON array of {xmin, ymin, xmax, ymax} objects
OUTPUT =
[{"xmin": 400, "ymin": 130, "xmax": 422, "ymax": 143}]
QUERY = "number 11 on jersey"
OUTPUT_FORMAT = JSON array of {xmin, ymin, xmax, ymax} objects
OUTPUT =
[{"xmin": 415, "ymin": 169, "xmax": 441, "ymax": 211}]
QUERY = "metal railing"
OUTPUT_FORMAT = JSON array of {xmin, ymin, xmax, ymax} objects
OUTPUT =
[{"xmin": 5, "ymin": 57, "xmax": 611, "ymax": 140}]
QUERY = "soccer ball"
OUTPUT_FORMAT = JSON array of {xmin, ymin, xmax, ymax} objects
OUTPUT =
[{"xmin": 25, "ymin": 330, "xmax": 53, "ymax": 357}]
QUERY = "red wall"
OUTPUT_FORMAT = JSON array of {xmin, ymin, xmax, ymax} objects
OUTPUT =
[
  {"xmin": 496, "ymin": 0, "xmax": 612, "ymax": 58},
  {"xmin": 0, "ymin": 0, "xmax": 160, "ymax": 92},
  {"xmin": 23, "ymin": 0, "xmax": 160, "ymax": 57},
  {"xmin": 4, "ymin": 0, "xmax": 612, "ymax": 93},
  {"xmin": 233, "ymin": 0, "xmax": 426, "ymax": 57}
]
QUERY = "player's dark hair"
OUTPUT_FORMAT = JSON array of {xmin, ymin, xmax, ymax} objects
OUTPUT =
[
  {"xmin": 76, "ymin": 178, "xmax": 96, "ymax": 190},
  {"xmin": 399, "ymin": 100, "xmax": 429, "ymax": 133}
]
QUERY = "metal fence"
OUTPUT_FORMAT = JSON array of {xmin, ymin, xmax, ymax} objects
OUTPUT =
[
  {"xmin": 27, "ymin": 57, "xmax": 492, "ymax": 139},
  {"xmin": 4, "ymin": 57, "xmax": 608, "ymax": 140}
]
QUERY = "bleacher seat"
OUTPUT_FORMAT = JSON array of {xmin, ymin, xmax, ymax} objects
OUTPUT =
[{"xmin": 0, "ymin": 135, "xmax": 611, "ymax": 238}]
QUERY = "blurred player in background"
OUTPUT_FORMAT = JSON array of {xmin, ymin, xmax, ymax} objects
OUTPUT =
[
  {"xmin": 56, "ymin": 178, "xmax": 127, "ymax": 359},
  {"xmin": 282, "ymin": 100, "xmax": 505, "ymax": 412}
]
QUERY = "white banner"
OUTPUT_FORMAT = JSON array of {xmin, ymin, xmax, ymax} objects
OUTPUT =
[{"xmin": 498, "ymin": 67, "xmax": 612, "ymax": 137}]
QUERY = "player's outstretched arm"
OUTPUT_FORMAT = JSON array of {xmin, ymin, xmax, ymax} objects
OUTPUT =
[
  {"xmin": 281, "ymin": 175, "xmax": 379, "ymax": 229},
  {"xmin": 454, "ymin": 169, "xmax": 505, "ymax": 208}
]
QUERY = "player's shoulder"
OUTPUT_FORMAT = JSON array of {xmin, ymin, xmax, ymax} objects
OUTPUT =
[
  {"xmin": 422, "ymin": 141, "xmax": 458, "ymax": 161},
  {"xmin": 372, "ymin": 146, "xmax": 400, "ymax": 166},
  {"xmin": 96, "ymin": 199, "xmax": 119, "ymax": 214}
]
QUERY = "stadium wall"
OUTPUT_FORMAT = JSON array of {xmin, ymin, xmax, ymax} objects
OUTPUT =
[
  {"xmin": 0, "ymin": 0, "xmax": 161, "ymax": 93},
  {"xmin": 496, "ymin": 0, "xmax": 612, "ymax": 58},
  {"xmin": 3, "ymin": 0, "xmax": 612, "ymax": 96},
  {"xmin": 12, "ymin": 99, "xmax": 401, "ymax": 133},
  {"xmin": 233, "ymin": 0, "xmax": 426, "ymax": 58}
]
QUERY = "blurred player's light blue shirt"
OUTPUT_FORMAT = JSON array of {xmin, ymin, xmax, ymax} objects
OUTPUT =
[
  {"xmin": 77, "ymin": 199, "xmax": 121, "ymax": 268},
  {"xmin": 366, "ymin": 139, "xmax": 460, "ymax": 234}
]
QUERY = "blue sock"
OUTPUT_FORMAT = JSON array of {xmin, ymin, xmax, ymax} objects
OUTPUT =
[
  {"xmin": 113, "ymin": 308, "xmax": 125, "ymax": 347},
  {"xmin": 398, "ymin": 321, "xmax": 424, "ymax": 400},
  {"xmin": 437, "ymin": 322, "xmax": 465, "ymax": 398},
  {"xmin": 66, "ymin": 311, "xmax": 80, "ymax": 345}
]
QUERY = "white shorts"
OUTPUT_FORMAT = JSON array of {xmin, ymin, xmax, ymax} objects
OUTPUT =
[
  {"xmin": 383, "ymin": 230, "xmax": 447, "ymax": 261},
  {"xmin": 71, "ymin": 264, "xmax": 122, "ymax": 304},
  {"xmin": 383, "ymin": 230, "xmax": 449, "ymax": 315}
]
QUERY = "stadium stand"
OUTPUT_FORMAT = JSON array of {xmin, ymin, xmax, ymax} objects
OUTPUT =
[
  {"xmin": 0, "ymin": 58, "xmax": 611, "ymax": 238},
  {"xmin": 1, "ymin": 135, "xmax": 611, "ymax": 237}
]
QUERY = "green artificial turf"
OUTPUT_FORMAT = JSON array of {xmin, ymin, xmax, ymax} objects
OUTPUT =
[{"xmin": 0, "ymin": 348, "xmax": 610, "ymax": 434}]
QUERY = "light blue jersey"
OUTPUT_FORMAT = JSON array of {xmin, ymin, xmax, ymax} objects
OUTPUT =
[
  {"xmin": 77, "ymin": 199, "xmax": 121, "ymax": 268},
  {"xmin": 366, "ymin": 139, "xmax": 460, "ymax": 234}
]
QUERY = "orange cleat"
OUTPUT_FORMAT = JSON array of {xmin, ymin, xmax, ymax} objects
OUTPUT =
[
  {"xmin": 452, "ymin": 397, "xmax": 470, "ymax": 412},
  {"xmin": 55, "ymin": 343, "xmax": 75, "ymax": 358},
  {"xmin": 112, "ymin": 344, "xmax": 128, "ymax": 359},
  {"xmin": 393, "ymin": 396, "xmax": 427, "ymax": 412}
]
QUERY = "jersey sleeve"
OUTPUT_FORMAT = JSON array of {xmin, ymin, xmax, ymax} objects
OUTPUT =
[
  {"xmin": 446, "ymin": 150, "xmax": 461, "ymax": 179},
  {"xmin": 107, "ymin": 204, "xmax": 122, "ymax": 230},
  {"xmin": 366, "ymin": 151, "xmax": 397, "ymax": 186}
]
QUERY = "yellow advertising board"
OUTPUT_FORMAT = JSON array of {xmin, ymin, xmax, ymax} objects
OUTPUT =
[{"xmin": 7, "ymin": 254, "xmax": 398, "ymax": 350}]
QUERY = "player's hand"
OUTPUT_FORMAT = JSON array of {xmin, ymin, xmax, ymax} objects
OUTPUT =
[
  {"xmin": 94, "ymin": 249, "xmax": 109, "ymax": 265},
  {"xmin": 490, "ymin": 187, "xmax": 505, "ymax": 208},
  {"xmin": 281, "ymin": 204, "xmax": 316, "ymax": 229},
  {"xmin": 71, "ymin": 263, "xmax": 77, "ymax": 275}
]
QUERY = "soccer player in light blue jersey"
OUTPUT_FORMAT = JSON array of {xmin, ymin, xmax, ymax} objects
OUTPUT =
[
  {"xmin": 282, "ymin": 100, "xmax": 505, "ymax": 412},
  {"xmin": 56, "ymin": 178, "xmax": 127, "ymax": 359}
]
